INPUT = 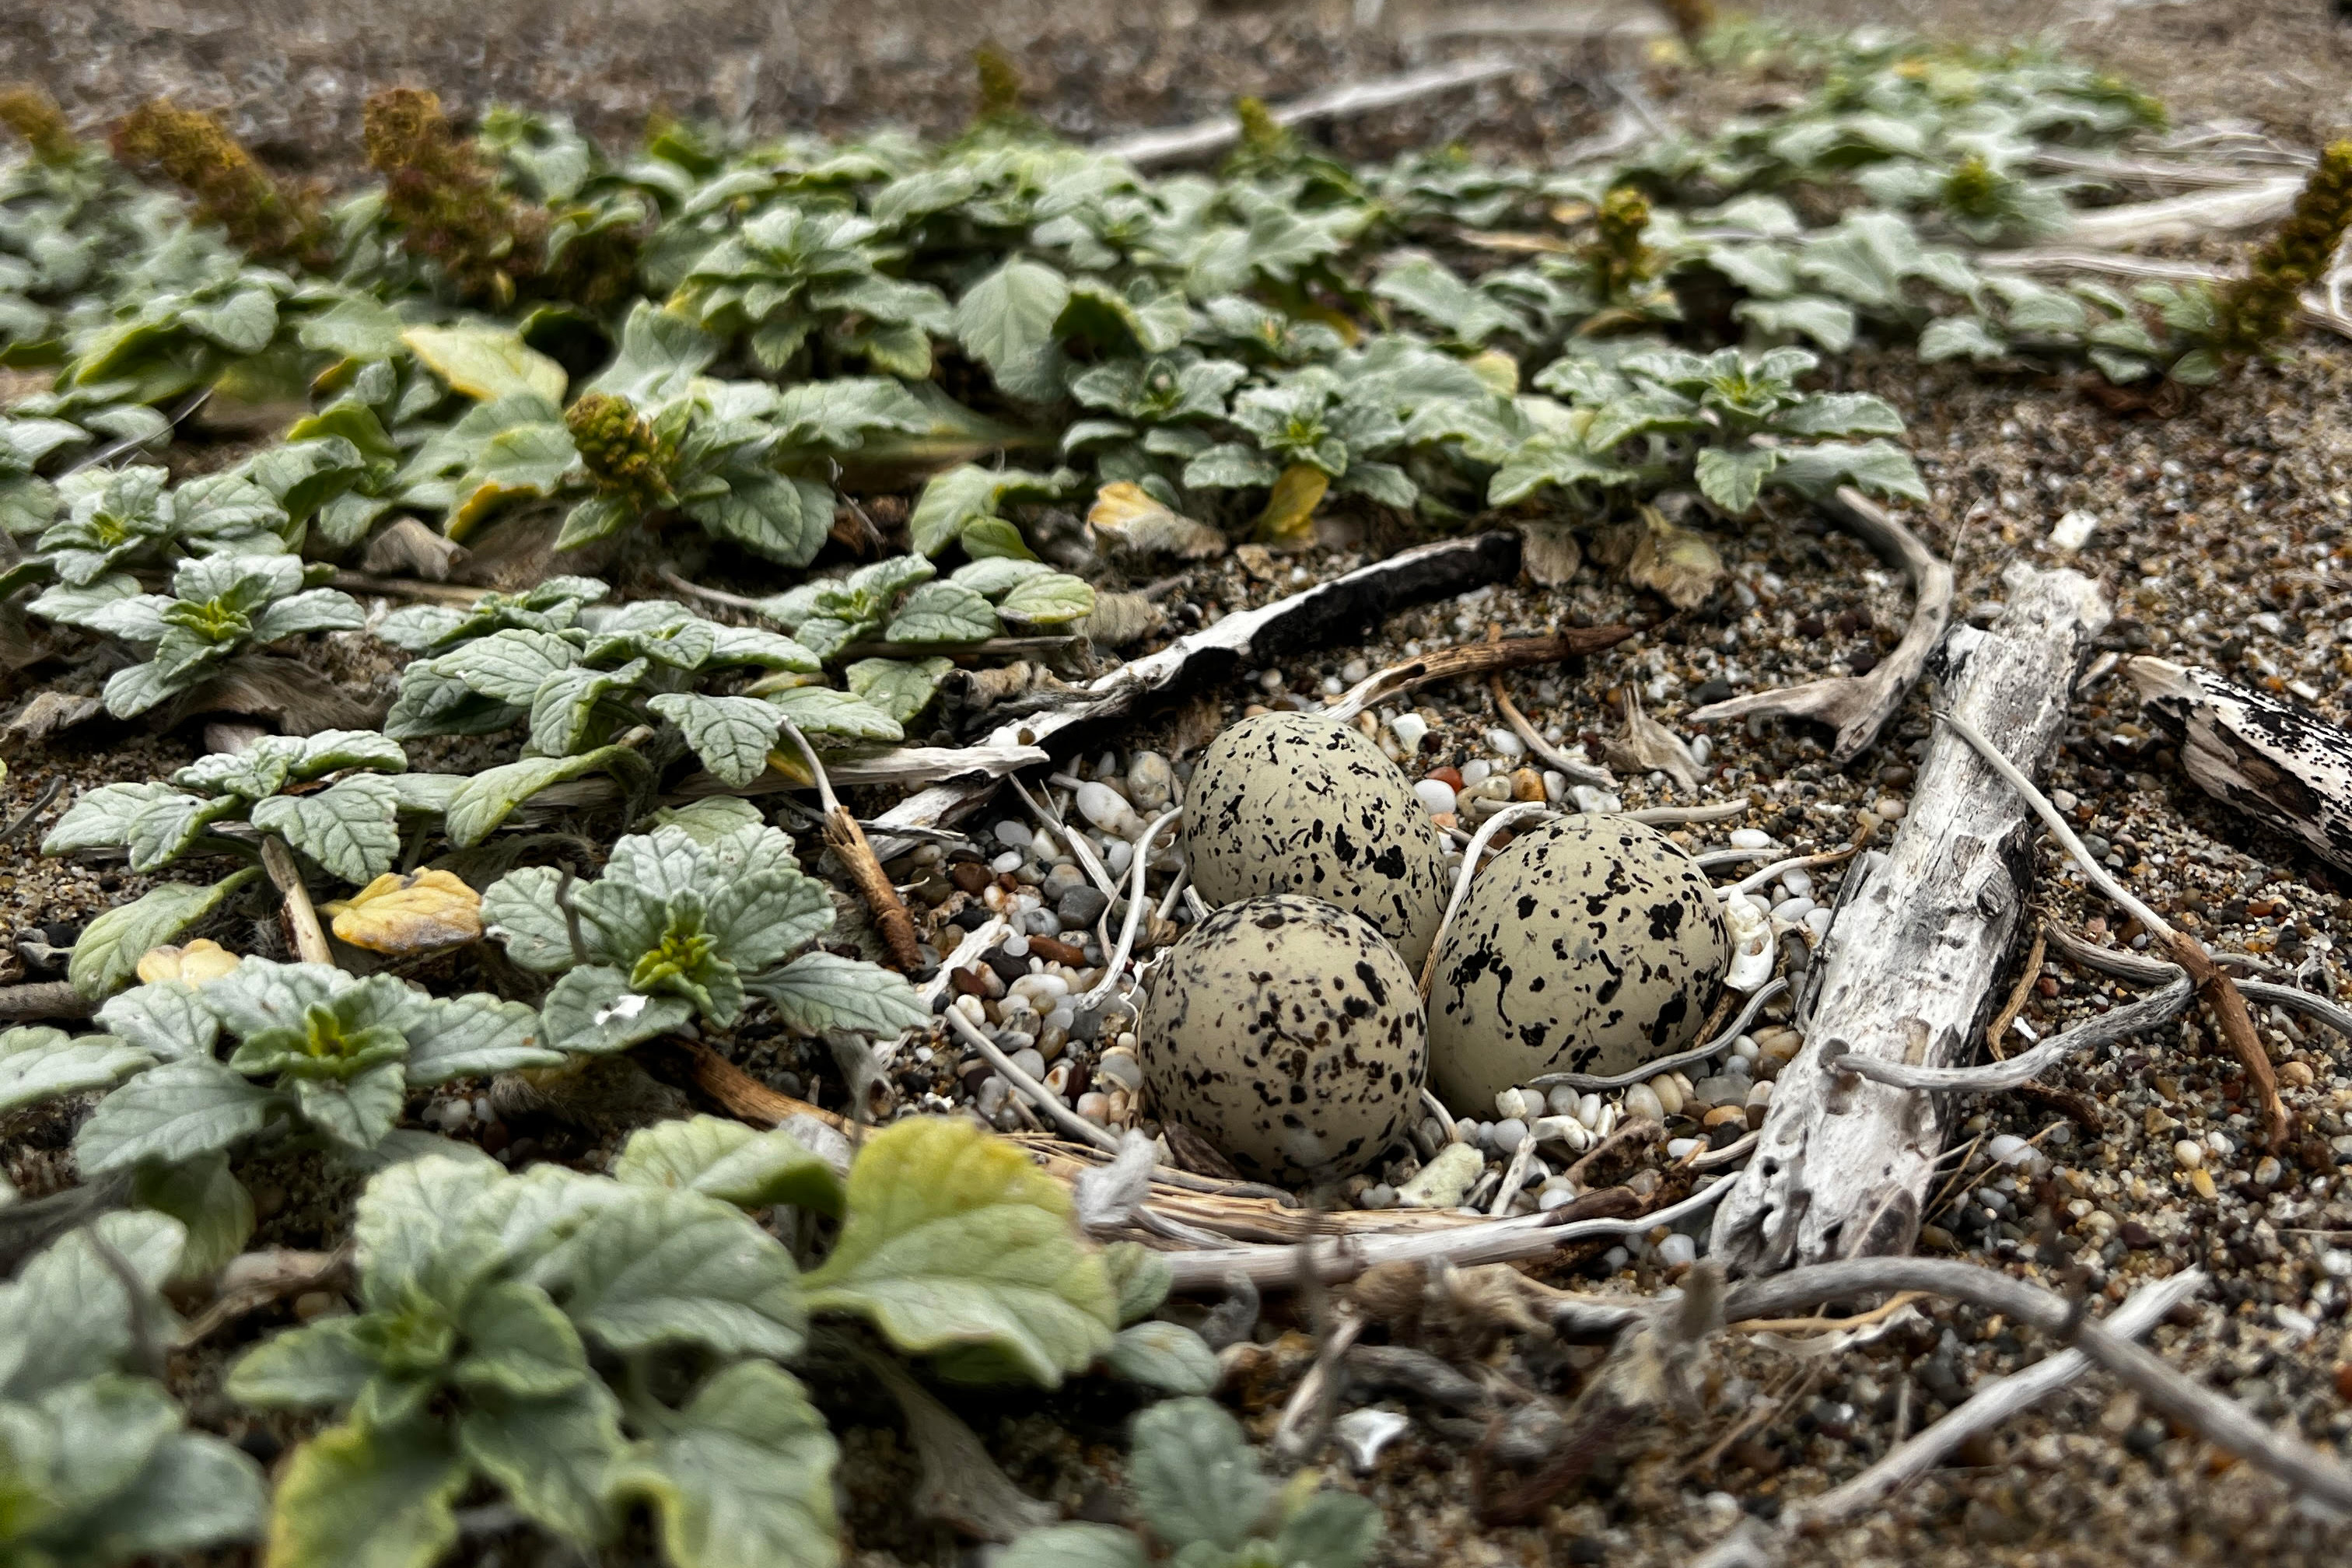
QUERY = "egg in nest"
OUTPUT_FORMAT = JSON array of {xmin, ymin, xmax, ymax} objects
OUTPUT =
[
  {"xmin": 1183, "ymin": 712, "xmax": 1451, "ymax": 967},
  {"xmin": 1427, "ymin": 815, "xmax": 1728, "ymax": 1110},
  {"xmin": 1137, "ymin": 894, "xmax": 1425, "ymax": 1185}
]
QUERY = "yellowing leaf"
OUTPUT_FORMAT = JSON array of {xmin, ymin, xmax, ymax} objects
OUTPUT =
[
  {"xmin": 401, "ymin": 325, "xmax": 567, "ymax": 404},
  {"xmin": 1253, "ymin": 463, "xmax": 1328, "ymax": 549},
  {"xmin": 1086, "ymin": 482, "xmax": 1226, "ymax": 559},
  {"xmin": 137, "ymin": 937, "xmax": 242, "ymax": 985},
  {"xmin": 324, "ymin": 870, "xmax": 485, "ymax": 954},
  {"xmin": 1466, "ymin": 348, "xmax": 1520, "ymax": 396}
]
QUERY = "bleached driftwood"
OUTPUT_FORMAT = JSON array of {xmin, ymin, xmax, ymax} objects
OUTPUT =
[
  {"xmin": 1686, "ymin": 487, "xmax": 1955, "ymax": 765},
  {"xmin": 1709, "ymin": 568, "xmax": 2110, "ymax": 1274},
  {"xmin": 868, "ymin": 531, "xmax": 1563, "ymax": 855},
  {"xmin": 1974, "ymin": 249, "xmax": 2352, "ymax": 345},
  {"xmin": 1099, "ymin": 55, "xmax": 1520, "ymax": 169},
  {"xmin": 2128, "ymin": 656, "xmax": 2352, "ymax": 874},
  {"xmin": 2057, "ymin": 175, "xmax": 2305, "ymax": 247}
]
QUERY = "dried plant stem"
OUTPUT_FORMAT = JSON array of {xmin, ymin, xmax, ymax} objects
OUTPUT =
[
  {"xmin": 1325, "ymin": 626, "xmax": 1636, "ymax": 726},
  {"xmin": 1418, "ymin": 801, "xmax": 1552, "ymax": 1002},
  {"xmin": 777, "ymin": 718, "xmax": 923, "ymax": 974},
  {"xmin": 1984, "ymin": 924, "xmax": 2048, "ymax": 1059},
  {"xmin": 1528, "ymin": 978, "xmax": 1787, "ymax": 1094},
  {"xmin": 261, "ymin": 835, "xmax": 332, "ymax": 964},
  {"xmin": 1934, "ymin": 709, "xmax": 2290, "ymax": 1148},
  {"xmin": 0, "ymin": 982, "xmax": 95, "ymax": 1022},
  {"xmin": 1077, "ymin": 807, "xmax": 1184, "ymax": 1011},
  {"xmin": 1489, "ymin": 674, "xmax": 1615, "ymax": 786},
  {"xmin": 327, "ymin": 570, "xmax": 490, "ymax": 605},
  {"xmin": 942, "ymin": 1004, "xmax": 1123, "ymax": 1153},
  {"xmin": 1789, "ymin": 1268, "xmax": 2207, "ymax": 1529},
  {"xmin": 1824, "ymin": 971, "xmax": 2194, "ymax": 1094}
]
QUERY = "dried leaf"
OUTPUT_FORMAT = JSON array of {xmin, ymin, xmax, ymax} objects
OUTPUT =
[
  {"xmin": 324, "ymin": 869, "xmax": 485, "ymax": 954},
  {"xmin": 136, "ymin": 937, "xmax": 242, "ymax": 985},
  {"xmin": 1601, "ymin": 687, "xmax": 1703, "ymax": 792},
  {"xmin": 1086, "ymin": 481, "xmax": 1226, "ymax": 559},
  {"xmin": 1619, "ymin": 507, "xmax": 1722, "ymax": 610},
  {"xmin": 360, "ymin": 518, "xmax": 471, "ymax": 581},
  {"xmin": 1254, "ymin": 463, "xmax": 1328, "ymax": 549},
  {"xmin": 3, "ymin": 690, "xmax": 103, "ymax": 744},
  {"xmin": 1517, "ymin": 521, "xmax": 1583, "ymax": 587}
]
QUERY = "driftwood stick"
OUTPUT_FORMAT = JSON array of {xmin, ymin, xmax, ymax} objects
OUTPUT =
[
  {"xmin": 1709, "ymin": 569, "xmax": 2109, "ymax": 1275},
  {"xmin": 1937, "ymin": 708, "xmax": 2291, "ymax": 1150},
  {"xmin": 0, "ymin": 981, "xmax": 96, "ymax": 1022},
  {"xmin": 1824, "ymin": 971, "xmax": 2194, "ymax": 1094},
  {"xmin": 1326, "ymin": 625, "xmax": 1637, "ymax": 726},
  {"xmin": 1491, "ymin": 673, "xmax": 1615, "ymax": 786},
  {"xmin": 2056, "ymin": 175, "xmax": 2306, "ymax": 246},
  {"xmin": 261, "ymin": 835, "xmax": 333, "ymax": 965},
  {"xmin": 2128, "ymin": 656, "xmax": 2352, "ymax": 873},
  {"xmin": 866, "ymin": 533, "xmax": 1558, "ymax": 856},
  {"xmin": 327, "ymin": 570, "xmax": 492, "ymax": 605},
  {"xmin": 1099, "ymin": 55, "xmax": 1520, "ymax": 168},
  {"xmin": 1686, "ymin": 489, "xmax": 1955, "ymax": 765}
]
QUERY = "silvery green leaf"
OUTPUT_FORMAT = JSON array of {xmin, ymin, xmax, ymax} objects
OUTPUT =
[
  {"xmin": 382, "ymin": 772, "xmax": 468, "ymax": 814},
  {"xmin": 173, "ymin": 734, "xmax": 303, "ymax": 798},
  {"xmin": 457, "ymin": 1381, "xmax": 625, "ymax": 1544},
  {"xmin": 1275, "ymin": 1490, "xmax": 1381, "ymax": 1568},
  {"xmin": 686, "ymin": 471, "xmax": 834, "ymax": 568},
  {"xmin": 31, "ymin": 578, "xmax": 158, "ymax": 634},
  {"xmin": 1916, "ymin": 315, "xmax": 2007, "ymax": 363},
  {"xmin": 0, "ymin": 1210, "xmax": 185, "ymax": 1398},
  {"xmin": 604, "ymin": 1361, "xmax": 840, "ymax": 1568},
  {"xmin": 600, "ymin": 825, "xmax": 713, "ymax": 905},
  {"xmin": 374, "ymin": 604, "xmax": 469, "ymax": 652},
  {"xmin": 79, "ymin": 1430, "xmax": 268, "ymax": 1561},
  {"xmin": 353, "ymin": 1153, "xmax": 509, "ymax": 1308},
  {"xmin": 1732, "ymin": 295, "xmax": 1857, "ymax": 352},
  {"xmin": 646, "ymin": 797, "xmax": 767, "ymax": 844},
  {"xmin": 528, "ymin": 658, "xmax": 646, "ymax": 757},
  {"xmin": 226, "ymin": 1315, "xmax": 380, "ymax": 1409},
  {"xmin": 122, "ymin": 787, "xmax": 242, "ymax": 871},
  {"xmin": 201, "ymin": 957, "xmax": 353, "ymax": 1036},
  {"xmin": 97, "ymin": 980, "xmax": 219, "ymax": 1061},
  {"xmin": 251, "ymin": 775, "xmax": 404, "ymax": 884},
  {"xmin": 707, "ymin": 822, "xmax": 804, "ymax": 884},
  {"xmin": 443, "ymin": 747, "xmax": 641, "ymax": 847},
  {"xmin": 706, "ymin": 870, "xmax": 831, "ymax": 972},
  {"xmin": 1694, "ymin": 446, "xmax": 1780, "ymax": 513},
  {"xmin": 74, "ymin": 1059, "xmax": 278, "ymax": 1174},
  {"xmin": 69, "ymin": 870, "xmax": 261, "ymax": 1001},
  {"xmin": 572, "ymin": 874, "xmax": 670, "ymax": 961},
  {"xmin": 183, "ymin": 285, "xmax": 278, "ymax": 353},
  {"xmin": 999, "ymin": 1524, "xmax": 1148, "ymax": 1568},
  {"xmin": 996, "ymin": 572, "xmax": 1094, "ymax": 628},
  {"xmin": 296, "ymin": 729, "xmax": 410, "ymax": 779},
  {"xmin": 1769, "ymin": 439, "xmax": 1929, "ymax": 503},
  {"xmin": 248, "ymin": 586, "xmax": 365, "ymax": 642},
  {"xmin": 540, "ymin": 965, "xmax": 695, "ymax": 1054},
  {"xmin": 44, "ymin": 781, "xmax": 178, "ymax": 856},
  {"xmin": 1181, "ymin": 442, "xmax": 1279, "ymax": 490},
  {"xmin": 703, "ymin": 623, "xmax": 822, "ymax": 670},
  {"xmin": 955, "ymin": 257, "xmax": 1071, "ymax": 394},
  {"xmin": 134, "ymin": 1148, "xmax": 254, "ymax": 1286},
  {"xmin": 760, "ymin": 685, "xmax": 904, "ymax": 744},
  {"xmin": 103, "ymin": 656, "xmax": 198, "ymax": 719},
  {"xmin": 611, "ymin": 1115, "xmax": 845, "ymax": 1214},
  {"xmin": 1102, "ymin": 1241, "xmax": 1172, "ymax": 1325},
  {"xmin": 1127, "ymin": 1398, "xmax": 1271, "ymax": 1552},
  {"xmin": 1770, "ymin": 392, "xmax": 1906, "ymax": 439},
  {"xmin": 649, "ymin": 692, "xmax": 789, "ymax": 788},
  {"xmin": 587, "ymin": 301, "xmax": 721, "ymax": 402},
  {"xmin": 843, "ymin": 656, "xmax": 952, "ymax": 725},
  {"xmin": 263, "ymin": 1418, "xmax": 467, "ymax": 1568},
  {"xmin": 447, "ymin": 628, "xmax": 585, "ymax": 705},
  {"xmin": 0, "ymin": 1025, "xmax": 152, "ymax": 1114},
  {"xmin": 1105, "ymin": 1321, "xmax": 1219, "ymax": 1394},
  {"xmin": 450, "ymin": 1278, "xmax": 593, "ymax": 1401},
  {"xmin": 747, "ymin": 954, "xmax": 927, "ymax": 1038},
  {"xmin": 907, "ymin": 465, "xmax": 1064, "ymax": 557},
  {"xmin": 531, "ymin": 1186, "xmax": 806, "ymax": 1359},
  {"xmin": 385, "ymin": 659, "xmax": 517, "ymax": 740},
  {"xmin": 950, "ymin": 557, "xmax": 1054, "ymax": 599},
  {"xmin": 884, "ymin": 580, "xmax": 999, "ymax": 644},
  {"xmin": 403, "ymin": 994, "xmax": 561, "ymax": 1083}
]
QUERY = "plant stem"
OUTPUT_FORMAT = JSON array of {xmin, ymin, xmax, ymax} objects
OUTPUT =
[{"xmin": 261, "ymin": 835, "xmax": 332, "ymax": 964}]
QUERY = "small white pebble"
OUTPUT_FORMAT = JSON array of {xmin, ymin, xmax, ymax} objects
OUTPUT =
[
  {"xmin": 1647, "ymin": 1076, "xmax": 1683, "ymax": 1116},
  {"xmin": 1667, "ymin": 1136, "xmax": 1703, "ymax": 1160},
  {"xmin": 2173, "ymin": 1139, "xmax": 2205, "ymax": 1170},
  {"xmin": 1625, "ymin": 1083, "xmax": 1664, "ymax": 1122},
  {"xmin": 1076, "ymin": 1091, "xmax": 1112, "ymax": 1125},
  {"xmin": 1729, "ymin": 828, "xmax": 1773, "ymax": 850},
  {"xmin": 1577, "ymin": 1093, "xmax": 1604, "ymax": 1129},
  {"xmin": 1003, "ymin": 933, "xmax": 1030, "ymax": 958},
  {"xmin": 1492, "ymin": 1118, "xmax": 1528, "ymax": 1154},
  {"xmin": 1780, "ymin": 868, "xmax": 1813, "ymax": 898},
  {"xmin": 1412, "ymin": 779, "xmax": 1458, "ymax": 816},
  {"xmin": 1657, "ymin": 1233, "xmax": 1698, "ymax": 1268},
  {"xmin": 1487, "ymin": 727, "xmax": 1526, "ymax": 758},
  {"xmin": 1538, "ymin": 1185, "xmax": 1579, "ymax": 1213},
  {"xmin": 994, "ymin": 820, "xmax": 1033, "ymax": 851},
  {"xmin": 1391, "ymin": 712, "xmax": 1430, "ymax": 754},
  {"xmin": 1542, "ymin": 769, "xmax": 1566, "ymax": 804},
  {"xmin": 990, "ymin": 849, "xmax": 1022, "ymax": 873},
  {"xmin": 1461, "ymin": 760, "xmax": 1493, "ymax": 787},
  {"xmin": 1804, "ymin": 906, "xmax": 1834, "ymax": 939}
]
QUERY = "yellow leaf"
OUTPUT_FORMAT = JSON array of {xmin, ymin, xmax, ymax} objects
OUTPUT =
[
  {"xmin": 447, "ymin": 480, "xmax": 532, "ymax": 541},
  {"xmin": 324, "ymin": 870, "xmax": 483, "ymax": 954},
  {"xmin": 1466, "ymin": 348, "xmax": 1519, "ymax": 397},
  {"xmin": 136, "ymin": 938, "xmax": 241, "ymax": 985},
  {"xmin": 1085, "ymin": 481, "xmax": 1226, "ymax": 559},
  {"xmin": 1253, "ymin": 463, "xmax": 1328, "ymax": 549},
  {"xmin": 400, "ymin": 324, "xmax": 567, "ymax": 404}
]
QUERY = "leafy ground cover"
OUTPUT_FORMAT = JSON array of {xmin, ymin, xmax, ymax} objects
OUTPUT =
[{"xmin": 5, "ymin": 9, "xmax": 2352, "ymax": 1568}]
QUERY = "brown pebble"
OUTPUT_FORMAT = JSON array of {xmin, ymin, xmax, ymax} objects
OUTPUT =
[
  {"xmin": 2189, "ymin": 1167, "xmax": 2217, "ymax": 1201},
  {"xmin": 478, "ymin": 1122, "xmax": 509, "ymax": 1156},
  {"xmin": 1510, "ymin": 768, "xmax": 1545, "ymax": 802},
  {"xmin": 1703, "ymin": 1105, "xmax": 1745, "ymax": 1127},
  {"xmin": 950, "ymin": 966, "xmax": 989, "ymax": 998},
  {"xmin": 292, "ymin": 1291, "xmax": 341, "ymax": 1321},
  {"xmin": 2119, "ymin": 1220, "xmax": 2158, "ymax": 1250},
  {"xmin": 1728, "ymin": 1440, "xmax": 1785, "ymax": 1478},
  {"xmin": 2281, "ymin": 1060, "xmax": 2315, "ymax": 1087},
  {"xmin": 1955, "ymin": 1432, "xmax": 2003, "ymax": 1468},
  {"xmin": 950, "ymin": 862, "xmax": 992, "ymax": 894},
  {"xmin": 2035, "ymin": 976, "xmax": 2060, "ymax": 998},
  {"xmin": 1028, "ymin": 935, "xmax": 1086, "ymax": 967},
  {"xmin": 2333, "ymin": 1363, "xmax": 2352, "ymax": 1402},
  {"xmin": 1428, "ymin": 765, "xmax": 1464, "ymax": 789}
]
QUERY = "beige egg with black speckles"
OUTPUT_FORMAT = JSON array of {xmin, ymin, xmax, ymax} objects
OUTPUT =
[
  {"xmin": 1138, "ymin": 894, "xmax": 1425, "ymax": 1185},
  {"xmin": 1428, "ymin": 815, "xmax": 1728, "ymax": 1111},
  {"xmin": 1184, "ymin": 712, "xmax": 1450, "ymax": 968}
]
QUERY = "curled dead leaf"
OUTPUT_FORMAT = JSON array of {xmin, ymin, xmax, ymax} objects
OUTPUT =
[
  {"xmin": 1254, "ymin": 462, "xmax": 1328, "ymax": 549},
  {"xmin": 1597, "ymin": 506, "xmax": 1722, "ymax": 611},
  {"xmin": 1087, "ymin": 481, "xmax": 1227, "ymax": 559},
  {"xmin": 1518, "ymin": 521, "xmax": 1584, "ymax": 587},
  {"xmin": 136, "ymin": 938, "xmax": 242, "ymax": 985},
  {"xmin": 322, "ymin": 868, "xmax": 484, "ymax": 954},
  {"xmin": 1602, "ymin": 686, "xmax": 1703, "ymax": 793}
]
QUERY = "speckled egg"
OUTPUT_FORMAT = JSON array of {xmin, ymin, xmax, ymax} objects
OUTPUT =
[
  {"xmin": 1184, "ymin": 712, "xmax": 1451, "ymax": 968},
  {"xmin": 1427, "ymin": 816, "xmax": 1728, "ymax": 1111},
  {"xmin": 1138, "ymin": 894, "xmax": 1425, "ymax": 1185}
]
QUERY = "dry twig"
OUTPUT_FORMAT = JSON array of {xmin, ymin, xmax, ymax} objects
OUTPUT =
[
  {"xmin": 776, "ymin": 718, "xmax": 924, "ymax": 973},
  {"xmin": 261, "ymin": 834, "xmax": 332, "ymax": 964}
]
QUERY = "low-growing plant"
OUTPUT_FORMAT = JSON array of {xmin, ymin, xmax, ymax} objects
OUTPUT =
[
  {"xmin": 110, "ymin": 100, "xmax": 331, "ymax": 270},
  {"xmin": 0, "ymin": 1213, "xmax": 269, "ymax": 1566},
  {"xmin": 478, "ymin": 810, "xmax": 926, "ymax": 1052}
]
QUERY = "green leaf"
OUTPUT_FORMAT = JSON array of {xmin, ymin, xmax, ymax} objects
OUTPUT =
[
  {"xmin": 134, "ymin": 1150, "xmax": 254, "ymax": 1287},
  {"xmin": 1103, "ymin": 1242, "xmax": 1173, "ymax": 1325},
  {"xmin": 81, "ymin": 1430, "xmax": 269, "ymax": 1562},
  {"xmin": 265, "ymin": 1419, "xmax": 467, "ymax": 1568},
  {"xmin": 908, "ymin": 465, "xmax": 1065, "ymax": 557},
  {"xmin": 747, "ymin": 953, "xmax": 929, "ymax": 1039},
  {"xmin": 1105, "ymin": 1321, "xmax": 1219, "ymax": 1394},
  {"xmin": 531, "ymin": 1187, "xmax": 807, "ymax": 1359},
  {"xmin": 956, "ymin": 515, "xmax": 1037, "ymax": 561},
  {"xmin": 0, "ymin": 1026, "xmax": 152, "ymax": 1114},
  {"xmin": 458, "ymin": 1382, "xmax": 626, "ymax": 1545},
  {"xmin": 688, "ymin": 472, "xmax": 835, "ymax": 568},
  {"xmin": 404, "ymin": 993, "xmax": 562, "ymax": 1082},
  {"xmin": 300, "ymin": 294, "xmax": 408, "ymax": 361},
  {"xmin": 760, "ymin": 685, "xmax": 905, "ymax": 744},
  {"xmin": 611, "ymin": 1115, "xmax": 845, "ymax": 1215},
  {"xmin": 802, "ymin": 1118, "xmax": 1116, "ymax": 1385},
  {"xmin": 479, "ymin": 866, "xmax": 579, "ymax": 972},
  {"xmin": 1769, "ymin": 439, "xmax": 1929, "ymax": 503},
  {"xmin": 1128, "ymin": 1398, "xmax": 1271, "ymax": 1553},
  {"xmin": 1693, "ymin": 446, "xmax": 1780, "ymax": 513},
  {"xmin": 541, "ymin": 965, "xmax": 698, "ymax": 1054},
  {"xmin": 1917, "ymin": 316, "xmax": 2007, "ymax": 362},
  {"xmin": 226, "ymin": 1315, "xmax": 380, "ymax": 1409},
  {"xmin": 956, "ymin": 258, "xmax": 1072, "ymax": 401},
  {"xmin": 1733, "ymin": 296, "xmax": 1857, "ymax": 352},
  {"xmin": 73, "ymin": 1059, "xmax": 275, "ymax": 1174},
  {"xmin": 999, "ymin": 1524, "xmax": 1151, "ymax": 1568},
  {"xmin": 353, "ymin": 1154, "xmax": 507, "ymax": 1309},
  {"xmin": 996, "ymin": 572, "xmax": 1095, "ymax": 627},
  {"xmin": 1771, "ymin": 392, "xmax": 1906, "ymax": 439},
  {"xmin": 649, "ymin": 692, "xmax": 788, "ymax": 787},
  {"xmin": 885, "ymin": 581, "xmax": 999, "ymax": 644},
  {"xmin": 1274, "ymin": 1490, "xmax": 1381, "ymax": 1568},
  {"xmin": 844, "ymin": 656, "xmax": 953, "ymax": 725},
  {"xmin": 605, "ymin": 1360, "xmax": 842, "ymax": 1568},
  {"xmin": 251, "ymin": 775, "xmax": 403, "ymax": 884},
  {"xmin": 443, "ymin": 746, "xmax": 645, "ymax": 846},
  {"xmin": 0, "ymin": 1212, "xmax": 186, "ymax": 1399},
  {"xmin": 587, "ymin": 302, "xmax": 720, "ymax": 402},
  {"xmin": 403, "ymin": 324, "xmax": 568, "ymax": 404},
  {"xmin": 294, "ymin": 1062, "xmax": 409, "ymax": 1153}
]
